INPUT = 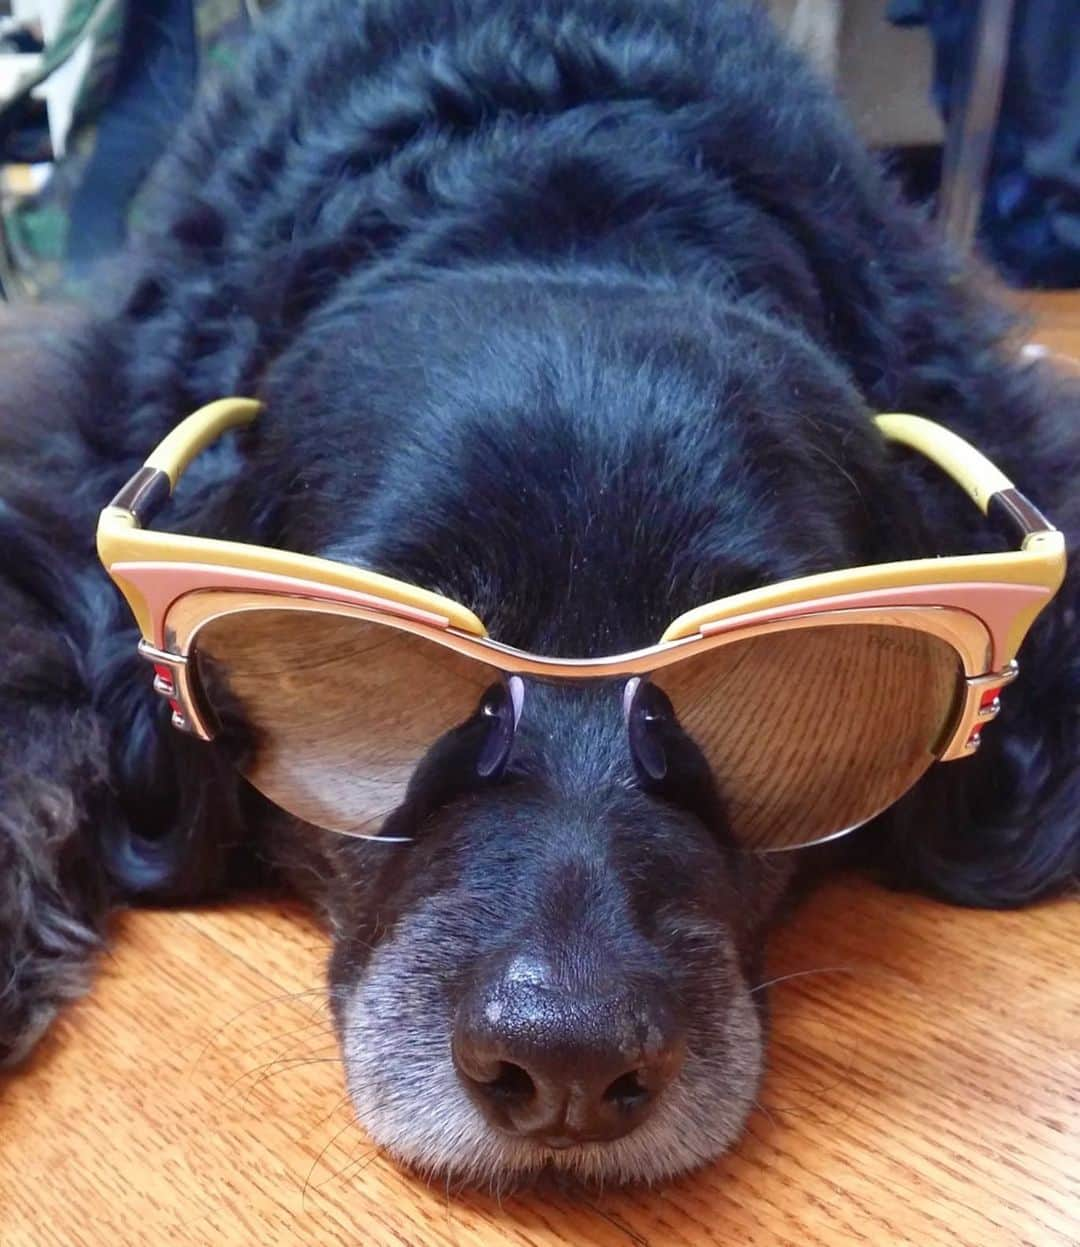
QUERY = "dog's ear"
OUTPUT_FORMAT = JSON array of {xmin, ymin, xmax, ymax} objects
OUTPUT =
[
  {"xmin": 866, "ymin": 582, "xmax": 1080, "ymax": 910},
  {"xmin": 689, "ymin": 91, "xmax": 1080, "ymax": 908},
  {"xmin": 93, "ymin": 632, "xmax": 264, "ymax": 902},
  {"xmin": 0, "ymin": 305, "xmax": 259, "ymax": 908},
  {"xmin": 0, "ymin": 403, "xmax": 260, "ymax": 1060}
]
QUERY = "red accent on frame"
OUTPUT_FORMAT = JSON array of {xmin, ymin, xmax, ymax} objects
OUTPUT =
[
  {"xmin": 979, "ymin": 686, "xmax": 1001, "ymax": 709},
  {"xmin": 153, "ymin": 663, "xmax": 175, "ymax": 694}
]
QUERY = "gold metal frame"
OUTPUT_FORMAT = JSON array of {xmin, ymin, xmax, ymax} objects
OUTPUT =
[
  {"xmin": 147, "ymin": 589, "xmax": 997, "ymax": 751},
  {"xmin": 96, "ymin": 398, "xmax": 1066, "ymax": 832}
]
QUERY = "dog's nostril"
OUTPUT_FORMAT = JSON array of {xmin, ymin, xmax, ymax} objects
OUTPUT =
[
  {"xmin": 602, "ymin": 1068, "xmax": 650, "ymax": 1110},
  {"xmin": 484, "ymin": 1061, "xmax": 536, "ymax": 1103},
  {"xmin": 454, "ymin": 969, "xmax": 685, "ymax": 1144}
]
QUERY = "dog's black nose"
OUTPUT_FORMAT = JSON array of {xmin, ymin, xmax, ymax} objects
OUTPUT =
[{"xmin": 452, "ymin": 956, "xmax": 685, "ymax": 1145}]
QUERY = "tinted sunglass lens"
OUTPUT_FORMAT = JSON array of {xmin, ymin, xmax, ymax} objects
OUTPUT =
[
  {"xmin": 192, "ymin": 608, "xmax": 507, "ymax": 836},
  {"xmin": 647, "ymin": 622, "xmax": 963, "ymax": 851}
]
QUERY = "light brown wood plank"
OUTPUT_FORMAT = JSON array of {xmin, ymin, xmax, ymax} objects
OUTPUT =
[
  {"xmin": 1, "ymin": 878, "xmax": 1076, "ymax": 1247},
  {"xmin": 1014, "ymin": 290, "xmax": 1080, "ymax": 362}
]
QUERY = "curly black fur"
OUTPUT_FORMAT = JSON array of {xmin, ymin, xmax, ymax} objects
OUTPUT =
[{"xmin": 0, "ymin": 0, "xmax": 1076, "ymax": 1185}]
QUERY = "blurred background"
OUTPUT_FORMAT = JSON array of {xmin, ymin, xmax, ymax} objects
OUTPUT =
[{"xmin": 0, "ymin": 0, "xmax": 1077, "ymax": 302}]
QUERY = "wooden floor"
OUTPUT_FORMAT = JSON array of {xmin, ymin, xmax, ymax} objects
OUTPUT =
[
  {"xmin": 1, "ymin": 294, "xmax": 1077, "ymax": 1247},
  {"xmin": 1015, "ymin": 290, "xmax": 1080, "ymax": 361}
]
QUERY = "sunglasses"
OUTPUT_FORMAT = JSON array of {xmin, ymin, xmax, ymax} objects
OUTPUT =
[{"xmin": 98, "ymin": 399, "xmax": 1066, "ymax": 852}]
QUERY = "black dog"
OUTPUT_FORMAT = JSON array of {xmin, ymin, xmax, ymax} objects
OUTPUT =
[{"xmin": 0, "ymin": 0, "xmax": 1077, "ymax": 1189}]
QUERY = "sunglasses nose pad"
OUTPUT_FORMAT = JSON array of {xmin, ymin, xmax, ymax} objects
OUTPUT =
[
  {"xmin": 624, "ymin": 677, "xmax": 670, "ymax": 781},
  {"xmin": 476, "ymin": 675, "xmax": 525, "ymax": 777}
]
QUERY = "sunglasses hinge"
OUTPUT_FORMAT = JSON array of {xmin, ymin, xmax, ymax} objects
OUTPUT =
[
  {"xmin": 944, "ymin": 661, "xmax": 1019, "ymax": 760},
  {"xmin": 137, "ymin": 639, "xmax": 197, "ymax": 734}
]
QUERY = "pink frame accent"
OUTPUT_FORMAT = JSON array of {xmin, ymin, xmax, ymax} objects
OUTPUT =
[
  {"xmin": 112, "ymin": 562, "xmax": 452, "ymax": 648},
  {"xmin": 699, "ymin": 582, "xmax": 1052, "ymax": 671},
  {"xmin": 115, "ymin": 557, "xmax": 1048, "ymax": 675},
  {"xmin": 112, "ymin": 557, "xmax": 1048, "ymax": 676},
  {"xmin": 126, "ymin": 561, "xmax": 1033, "ymax": 769}
]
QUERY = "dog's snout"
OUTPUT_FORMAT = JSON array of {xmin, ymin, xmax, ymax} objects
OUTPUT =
[{"xmin": 452, "ymin": 958, "xmax": 685, "ymax": 1146}]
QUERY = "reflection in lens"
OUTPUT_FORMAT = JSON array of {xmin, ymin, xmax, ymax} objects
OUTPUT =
[
  {"xmin": 649, "ymin": 622, "xmax": 962, "ymax": 851},
  {"xmin": 193, "ymin": 607, "xmax": 506, "ymax": 837}
]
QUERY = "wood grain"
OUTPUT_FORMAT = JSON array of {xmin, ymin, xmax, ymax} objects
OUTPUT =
[
  {"xmin": 1018, "ymin": 291, "xmax": 1080, "ymax": 361},
  {"xmin": 1, "ymin": 883, "xmax": 1076, "ymax": 1247},
  {"xmin": 1, "ymin": 293, "xmax": 1077, "ymax": 1246}
]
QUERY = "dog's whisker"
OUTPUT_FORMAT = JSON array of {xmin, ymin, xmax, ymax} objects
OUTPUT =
[
  {"xmin": 243, "ymin": 1057, "xmax": 344, "ymax": 1108},
  {"xmin": 230, "ymin": 1022, "xmax": 342, "ymax": 1071},
  {"xmin": 222, "ymin": 1050, "xmax": 343, "ymax": 1104},
  {"xmin": 307, "ymin": 1089, "xmax": 359, "ymax": 1136},
  {"xmin": 187, "ymin": 985, "xmax": 335, "ymax": 1071},
  {"xmin": 302, "ymin": 1116, "xmax": 367, "ymax": 1209},
  {"xmin": 749, "ymin": 965, "xmax": 856, "ymax": 995},
  {"xmin": 575, "ymin": 1194, "xmax": 652, "ymax": 1247},
  {"xmin": 245, "ymin": 1018, "xmax": 339, "ymax": 1052},
  {"xmin": 316, "ymin": 1137, "xmax": 386, "ymax": 1192}
]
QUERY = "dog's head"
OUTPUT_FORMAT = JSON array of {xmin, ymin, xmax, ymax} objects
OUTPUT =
[{"xmin": 161, "ymin": 271, "xmax": 911, "ymax": 1187}]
